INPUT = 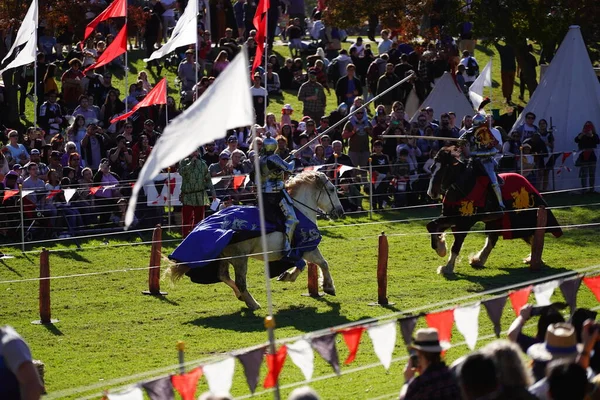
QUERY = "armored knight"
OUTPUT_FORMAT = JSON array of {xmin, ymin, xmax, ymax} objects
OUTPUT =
[
  {"xmin": 459, "ymin": 113, "xmax": 506, "ymax": 209},
  {"xmin": 259, "ymin": 136, "xmax": 298, "ymax": 254}
]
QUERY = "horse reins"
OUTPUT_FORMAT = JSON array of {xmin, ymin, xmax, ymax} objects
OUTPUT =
[{"xmin": 292, "ymin": 178, "xmax": 336, "ymax": 218}]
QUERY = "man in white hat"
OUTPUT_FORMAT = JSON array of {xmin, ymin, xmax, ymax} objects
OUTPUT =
[
  {"xmin": 400, "ymin": 328, "xmax": 461, "ymax": 400},
  {"xmin": 527, "ymin": 322, "xmax": 586, "ymax": 400}
]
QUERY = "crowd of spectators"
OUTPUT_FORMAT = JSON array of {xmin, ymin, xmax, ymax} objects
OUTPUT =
[
  {"xmin": 0, "ymin": 0, "xmax": 597, "ymax": 243},
  {"xmin": 398, "ymin": 305, "xmax": 600, "ymax": 400}
]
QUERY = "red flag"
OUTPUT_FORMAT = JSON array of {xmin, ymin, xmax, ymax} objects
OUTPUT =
[
  {"xmin": 3, "ymin": 189, "xmax": 19, "ymax": 202},
  {"xmin": 89, "ymin": 186, "xmax": 101, "ymax": 195},
  {"xmin": 425, "ymin": 309, "xmax": 455, "ymax": 345},
  {"xmin": 46, "ymin": 189, "xmax": 61, "ymax": 199},
  {"xmin": 111, "ymin": 78, "xmax": 168, "ymax": 123},
  {"xmin": 84, "ymin": 0, "xmax": 127, "ymax": 43},
  {"xmin": 509, "ymin": 286, "xmax": 532, "ymax": 316},
  {"xmin": 340, "ymin": 327, "xmax": 365, "ymax": 364},
  {"xmin": 263, "ymin": 345, "xmax": 286, "ymax": 389},
  {"xmin": 561, "ymin": 152, "xmax": 572, "ymax": 163},
  {"xmin": 317, "ymin": 0, "xmax": 327, "ymax": 11},
  {"xmin": 84, "ymin": 25, "xmax": 127, "ymax": 73},
  {"xmin": 584, "ymin": 276, "xmax": 600, "ymax": 302},
  {"xmin": 252, "ymin": 0, "xmax": 270, "ymax": 74},
  {"xmin": 171, "ymin": 367, "xmax": 202, "ymax": 400},
  {"xmin": 232, "ymin": 175, "xmax": 246, "ymax": 190}
]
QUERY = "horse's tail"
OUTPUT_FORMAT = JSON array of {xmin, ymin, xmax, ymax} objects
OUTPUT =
[{"xmin": 163, "ymin": 261, "xmax": 191, "ymax": 285}]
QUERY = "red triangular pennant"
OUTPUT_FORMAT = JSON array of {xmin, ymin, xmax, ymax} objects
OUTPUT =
[
  {"xmin": 89, "ymin": 186, "xmax": 101, "ymax": 195},
  {"xmin": 84, "ymin": 25, "xmax": 127, "ymax": 73},
  {"xmin": 111, "ymin": 78, "xmax": 168, "ymax": 123},
  {"xmin": 3, "ymin": 189, "xmax": 19, "ymax": 202},
  {"xmin": 561, "ymin": 152, "xmax": 572, "ymax": 164},
  {"xmin": 263, "ymin": 345, "xmax": 286, "ymax": 389},
  {"xmin": 584, "ymin": 276, "xmax": 600, "ymax": 302},
  {"xmin": 171, "ymin": 367, "xmax": 202, "ymax": 400},
  {"xmin": 232, "ymin": 175, "xmax": 246, "ymax": 190},
  {"xmin": 251, "ymin": 0, "xmax": 270, "ymax": 74},
  {"xmin": 425, "ymin": 309, "xmax": 455, "ymax": 345},
  {"xmin": 83, "ymin": 0, "xmax": 127, "ymax": 42},
  {"xmin": 46, "ymin": 189, "xmax": 61, "ymax": 199},
  {"xmin": 509, "ymin": 286, "xmax": 532, "ymax": 316},
  {"xmin": 340, "ymin": 327, "xmax": 365, "ymax": 364}
]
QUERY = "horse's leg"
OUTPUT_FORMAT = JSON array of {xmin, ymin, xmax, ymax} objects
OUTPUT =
[
  {"xmin": 522, "ymin": 236, "xmax": 533, "ymax": 264},
  {"xmin": 438, "ymin": 223, "xmax": 471, "ymax": 275},
  {"xmin": 277, "ymin": 266, "xmax": 303, "ymax": 282},
  {"xmin": 470, "ymin": 232, "xmax": 499, "ymax": 268},
  {"xmin": 230, "ymin": 256, "xmax": 261, "ymax": 310},
  {"xmin": 218, "ymin": 260, "xmax": 242, "ymax": 301},
  {"xmin": 304, "ymin": 248, "xmax": 336, "ymax": 296},
  {"xmin": 427, "ymin": 219, "xmax": 447, "ymax": 258}
]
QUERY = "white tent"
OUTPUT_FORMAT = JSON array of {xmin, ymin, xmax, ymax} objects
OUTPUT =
[
  {"xmin": 512, "ymin": 25, "xmax": 600, "ymax": 190},
  {"xmin": 409, "ymin": 72, "xmax": 475, "ymax": 125}
]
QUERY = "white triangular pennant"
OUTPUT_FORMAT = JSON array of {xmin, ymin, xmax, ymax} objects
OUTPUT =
[
  {"xmin": 21, "ymin": 190, "xmax": 34, "ymax": 198},
  {"xmin": 367, "ymin": 321, "xmax": 396, "ymax": 370},
  {"xmin": 211, "ymin": 177, "xmax": 223, "ymax": 185},
  {"xmin": 454, "ymin": 303, "xmax": 480, "ymax": 350},
  {"xmin": 63, "ymin": 188, "xmax": 77, "ymax": 204},
  {"xmin": 286, "ymin": 339, "xmax": 314, "ymax": 381},
  {"xmin": 203, "ymin": 356, "xmax": 235, "ymax": 395},
  {"xmin": 107, "ymin": 386, "xmax": 143, "ymax": 400},
  {"xmin": 533, "ymin": 280, "xmax": 559, "ymax": 306}
]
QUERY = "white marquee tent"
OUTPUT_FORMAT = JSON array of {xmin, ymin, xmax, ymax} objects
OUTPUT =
[
  {"xmin": 512, "ymin": 26, "xmax": 600, "ymax": 190},
  {"xmin": 409, "ymin": 72, "xmax": 475, "ymax": 124}
]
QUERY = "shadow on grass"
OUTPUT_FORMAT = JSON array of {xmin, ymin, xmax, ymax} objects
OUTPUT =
[
  {"xmin": 0, "ymin": 259, "xmax": 23, "ymax": 277},
  {"xmin": 54, "ymin": 250, "xmax": 91, "ymax": 263},
  {"xmin": 186, "ymin": 297, "xmax": 367, "ymax": 333},
  {"xmin": 43, "ymin": 323, "xmax": 64, "ymax": 336},
  {"xmin": 452, "ymin": 263, "xmax": 572, "ymax": 291},
  {"xmin": 475, "ymin": 45, "xmax": 494, "ymax": 57}
]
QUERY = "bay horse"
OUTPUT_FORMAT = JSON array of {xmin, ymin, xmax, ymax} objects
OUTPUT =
[
  {"xmin": 426, "ymin": 147, "xmax": 562, "ymax": 275},
  {"xmin": 165, "ymin": 170, "xmax": 345, "ymax": 310}
]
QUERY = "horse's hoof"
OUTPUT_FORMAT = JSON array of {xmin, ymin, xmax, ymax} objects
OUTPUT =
[
  {"xmin": 469, "ymin": 257, "xmax": 485, "ymax": 269},
  {"xmin": 435, "ymin": 235, "xmax": 447, "ymax": 258},
  {"xmin": 324, "ymin": 286, "xmax": 336, "ymax": 296},
  {"xmin": 246, "ymin": 302, "xmax": 261, "ymax": 311},
  {"xmin": 523, "ymin": 255, "xmax": 532, "ymax": 264},
  {"xmin": 277, "ymin": 268, "xmax": 300, "ymax": 282},
  {"xmin": 437, "ymin": 265, "xmax": 454, "ymax": 276}
]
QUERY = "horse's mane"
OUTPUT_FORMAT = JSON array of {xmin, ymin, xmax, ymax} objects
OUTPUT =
[
  {"xmin": 436, "ymin": 145, "xmax": 462, "ymax": 162},
  {"xmin": 286, "ymin": 170, "xmax": 324, "ymax": 196}
]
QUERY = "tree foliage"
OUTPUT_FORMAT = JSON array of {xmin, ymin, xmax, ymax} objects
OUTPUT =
[{"xmin": 324, "ymin": 0, "xmax": 600, "ymax": 61}]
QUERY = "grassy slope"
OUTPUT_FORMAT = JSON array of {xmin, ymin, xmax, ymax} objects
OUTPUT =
[
  {"xmin": 1, "ymin": 194, "xmax": 600, "ymax": 399},
  {"xmin": 6, "ymin": 40, "xmax": 574, "ymax": 399}
]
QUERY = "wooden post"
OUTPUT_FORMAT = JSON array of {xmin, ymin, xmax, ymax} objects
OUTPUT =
[
  {"xmin": 370, "ymin": 232, "xmax": 394, "ymax": 306},
  {"xmin": 143, "ymin": 225, "xmax": 167, "ymax": 295},
  {"xmin": 32, "ymin": 249, "xmax": 57, "ymax": 324},
  {"xmin": 530, "ymin": 206, "xmax": 547, "ymax": 271},
  {"xmin": 302, "ymin": 263, "xmax": 323, "ymax": 297}
]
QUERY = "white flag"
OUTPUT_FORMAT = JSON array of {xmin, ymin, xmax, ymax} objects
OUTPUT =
[
  {"xmin": 203, "ymin": 357, "xmax": 235, "ymax": 395},
  {"xmin": 454, "ymin": 303, "xmax": 480, "ymax": 350},
  {"xmin": 144, "ymin": 0, "xmax": 197, "ymax": 62},
  {"xmin": 126, "ymin": 47, "xmax": 254, "ymax": 227},
  {"xmin": 0, "ymin": 0, "xmax": 38, "ymax": 75},
  {"xmin": 534, "ymin": 280, "xmax": 559, "ymax": 306},
  {"xmin": 468, "ymin": 59, "xmax": 492, "ymax": 111},
  {"xmin": 63, "ymin": 188, "xmax": 77, "ymax": 204},
  {"xmin": 107, "ymin": 386, "xmax": 144, "ymax": 400},
  {"xmin": 367, "ymin": 321, "xmax": 396, "ymax": 370},
  {"xmin": 287, "ymin": 339, "xmax": 314, "ymax": 381}
]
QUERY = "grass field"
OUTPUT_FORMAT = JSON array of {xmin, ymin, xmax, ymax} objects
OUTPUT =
[
  {"xmin": 4, "ymin": 39, "xmax": 587, "ymax": 399},
  {"xmin": 1, "ymin": 192, "xmax": 600, "ymax": 399}
]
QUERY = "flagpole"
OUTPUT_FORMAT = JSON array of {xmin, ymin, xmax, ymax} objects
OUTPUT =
[
  {"xmin": 489, "ymin": 57, "xmax": 492, "ymax": 129},
  {"xmin": 165, "ymin": 90, "xmax": 171, "ymax": 232},
  {"xmin": 263, "ymin": 3, "xmax": 268, "ymax": 128},
  {"xmin": 19, "ymin": 184, "xmax": 25, "ymax": 252},
  {"xmin": 251, "ymin": 124, "xmax": 281, "ymax": 400},
  {"xmin": 195, "ymin": 12, "xmax": 199, "ymax": 91},
  {"xmin": 33, "ymin": 55, "xmax": 37, "ymax": 128},
  {"xmin": 124, "ymin": 18, "xmax": 129, "ymax": 112}
]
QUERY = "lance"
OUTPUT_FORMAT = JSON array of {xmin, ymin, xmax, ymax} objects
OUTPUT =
[{"xmin": 379, "ymin": 135, "xmax": 465, "ymax": 142}]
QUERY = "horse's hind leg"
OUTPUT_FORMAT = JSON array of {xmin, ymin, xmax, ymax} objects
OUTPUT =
[
  {"xmin": 304, "ymin": 248, "xmax": 336, "ymax": 296},
  {"xmin": 427, "ymin": 220, "xmax": 447, "ymax": 258},
  {"xmin": 438, "ymin": 230, "xmax": 468, "ymax": 276},
  {"xmin": 218, "ymin": 261, "xmax": 242, "ymax": 301},
  {"xmin": 230, "ymin": 256, "xmax": 261, "ymax": 310},
  {"xmin": 470, "ymin": 232, "xmax": 499, "ymax": 268}
]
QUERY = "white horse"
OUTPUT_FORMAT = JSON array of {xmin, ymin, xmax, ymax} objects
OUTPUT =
[{"xmin": 166, "ymin": 170, "xmax": 345, "ymax": 310}]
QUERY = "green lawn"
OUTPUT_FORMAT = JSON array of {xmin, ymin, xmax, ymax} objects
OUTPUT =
[{"xmin": 1, "ymin": 193, "xmax": 600, "ymax": 399}]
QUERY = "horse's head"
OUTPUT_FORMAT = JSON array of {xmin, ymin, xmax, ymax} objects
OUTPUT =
[
  {"xmin": 427, "ymin": 146, "xmax": 463, "ymax": 200},
  {"xmin": 287, "ymin": 171, "xmax": 344, "ymax": 220},
  {"xmin": 315, "ymin": 172, "xmax": 345, "ymax": 220}
]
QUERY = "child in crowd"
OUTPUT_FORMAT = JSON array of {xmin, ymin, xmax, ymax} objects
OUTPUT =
[
  {"xmin": 281, "ymin": 104, "xmax": 293, "ymax": 127},
  {"xmin": 370, "ymin": 140, "xmax": 390, "ymax": 209},
  {"xmin": 338, "ymin": 177, "xmax": 362, "ymax": 212},
  {"xmin": 391, "ymin": 148, "xmax": 411, "ymax": 207}
]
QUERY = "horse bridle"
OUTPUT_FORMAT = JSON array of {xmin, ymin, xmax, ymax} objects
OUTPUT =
[{"xmin": 292, "ymin": 177, "xmax": 336, "ymax": 218}]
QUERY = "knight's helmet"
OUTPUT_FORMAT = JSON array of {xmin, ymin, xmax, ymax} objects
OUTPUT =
[
  {"xmin": 472, "ymin": 113, "xmax": 486, "ymax": 128},
  {"xmin": 337, "ymin": 103, "xmax": 348, "ymax": 117},
  {"xmin": 262, "ymin": 134, "xmax": 277, "ymax": 155}
]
